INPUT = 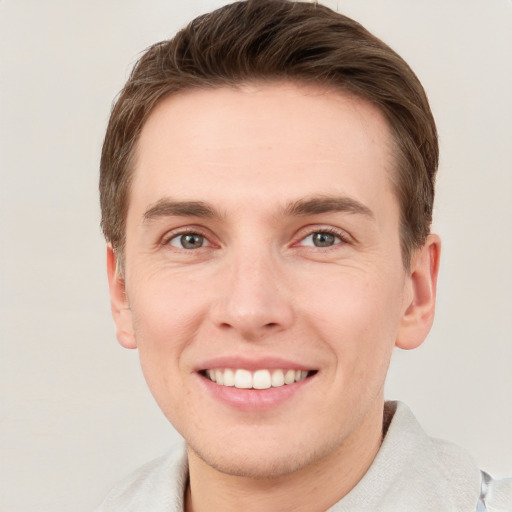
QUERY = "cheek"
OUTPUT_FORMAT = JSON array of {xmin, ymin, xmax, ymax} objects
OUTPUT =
[
  {"xmin": 126, "ymin": 274, "xmax": 209, "ymax": 397},
  {"xmin": 128, "ymin": 268, "xmax": 210, "ymax": 340},
  {"xmin": 297, "ymin": 268, "xmax": 404, "ymax": 370},
  {"xmin": 302, "ymin": 267, "xmax": 403, "ymax": 329}
]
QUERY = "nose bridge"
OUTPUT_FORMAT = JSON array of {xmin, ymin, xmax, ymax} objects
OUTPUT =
[{"xmin": 211, "ymin": 240, "xmax": 293, "ymax": 338}]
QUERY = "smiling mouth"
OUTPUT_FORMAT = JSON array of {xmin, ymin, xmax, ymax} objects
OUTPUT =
[{"xmin": 199, "ymin": 368, "xmax": 317, "ymax": 390}]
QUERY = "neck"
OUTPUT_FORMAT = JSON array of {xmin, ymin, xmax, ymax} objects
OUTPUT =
[{"xmin": 185, "ymin": 402, "xmax": 385, "ymax": 512}]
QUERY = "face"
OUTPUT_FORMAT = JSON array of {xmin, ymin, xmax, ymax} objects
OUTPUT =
[{"xmin": 109, "ymin": 82, "xmax": 437, "ymax": 479}]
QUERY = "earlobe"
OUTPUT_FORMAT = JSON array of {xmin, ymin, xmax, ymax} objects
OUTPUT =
[
  {"xmin": 106, "ymin": 246, "xmax": 137, "ymax": 349},
  {"xmin": 395, "ymin": 234, "xmax": 441, "ymax": 350}
]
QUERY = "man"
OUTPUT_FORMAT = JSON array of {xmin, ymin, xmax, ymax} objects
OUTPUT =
[{"xmin": 97, "ymin": 1, "xmax": 511, "ymax": 510}]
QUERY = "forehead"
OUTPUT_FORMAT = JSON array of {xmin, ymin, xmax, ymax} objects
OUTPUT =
[{"xmin": 130, "ymin": 82, "xmax": 396, "ymax": 220}]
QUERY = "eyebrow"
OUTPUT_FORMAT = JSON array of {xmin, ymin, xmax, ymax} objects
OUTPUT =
[
  {"xmin": 143, "ymin": 199, "xmax": 219, "ymax": 223},
  {"xmin": 284, "ymin": 196, "xmax": 375, "ymax": 219},
  {"xmin": 142, "ymin": 195, "xmax": 374, "ymax": 223}
]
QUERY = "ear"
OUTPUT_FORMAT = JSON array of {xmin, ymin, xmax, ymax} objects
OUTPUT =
[
  {"xmin": 395, "ymin": 234, "xmax": 441, "ymax": 350},
  {"xmin": 106, "ymin": 246, "xmax": 137, "ymax": 349}
]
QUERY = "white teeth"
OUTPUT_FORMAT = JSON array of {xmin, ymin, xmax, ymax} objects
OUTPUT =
[
  {"xmin": 205, "ymin": 368, "xmax": 312, "ymax": 389},
  {"xmin": 223, "ymin": 368, "xmax": 235, "ymax": 387},
  {"xmin": 253, "ymin": 370, "xmax": 271, "ymax": 390},
  {"xmin": 234, "ymin": 369, "xmax": 252, "ymax": 389},
  {"xmin": 284, "ymin": 369, "xmax": 295, "ymax": 385},
  {"xmin": 271, "ymin": 369, "xmax": 285, "ymax": 387},
  {"xmin": 295, "ymin": 370, "xmax": 308, "ymax": 382}
]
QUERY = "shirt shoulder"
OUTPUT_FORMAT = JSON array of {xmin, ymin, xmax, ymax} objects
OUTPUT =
[
  {"xmin": 481, "ymin": 472, "xmax": 512, "ymax": 512},
  {"xmin": 330, "ymin": 402, "xmax": 501, "ymax": 512},
  {"xmin": 95, "ymin": 444, "xmax": 188, "ymax": 512}
]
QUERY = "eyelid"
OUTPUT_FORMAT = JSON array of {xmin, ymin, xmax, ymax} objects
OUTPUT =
[
  {"xmin": 161, "ymin": 226, "xmax": 216, "ymax": 248},
  {"xmin": 293, "ymin": 225, "xmax": 352, "ymax": 247},
  {"xmin": 158, "ymin": 224, "xmax": 352, "ymax": 249}
]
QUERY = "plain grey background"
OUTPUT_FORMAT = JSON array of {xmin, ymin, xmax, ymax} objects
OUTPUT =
[{"xmin": 1, "ymin": 1, "xmax": 511, "ymax": 511}]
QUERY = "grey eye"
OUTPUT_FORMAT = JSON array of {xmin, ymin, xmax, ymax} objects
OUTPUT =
[
  {"xmin": 170, "ymin": 233, "xmax": 206, "ymax": 249},
  {"xmin": 302, "ymin": 232, "xmax": 340, "ymax": 248},
  {"xmin": 312, "ymin": 232, "xmax": 336, "ymax": 247}
]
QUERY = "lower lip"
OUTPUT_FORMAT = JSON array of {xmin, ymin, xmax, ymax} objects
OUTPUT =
[{"xmin": 197, "ymin": 373, "xmax": 315, "ymax": 411}]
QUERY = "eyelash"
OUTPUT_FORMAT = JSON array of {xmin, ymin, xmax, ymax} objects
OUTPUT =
[
  {"xmin": 161, "ymin": 226, "xmax": 351, "ymax": 250},
  {"xmin": 295, "ymin": 226, "xmax": 350, "ymax": 249},
  {"xmin": 161, "ymin": 228, "xmax": 212, "ymax": 249}
]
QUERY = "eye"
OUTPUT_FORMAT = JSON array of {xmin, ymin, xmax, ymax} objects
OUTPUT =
[
  {"xmin": 300, "ymin": 231, "xmax": 343, "ymax": 248},
  {"xmin": 168, "ymin": 232, "xmax": 209, "ymax": 249}
]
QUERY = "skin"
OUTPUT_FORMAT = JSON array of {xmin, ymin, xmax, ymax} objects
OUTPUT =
[{"xmin": 108, "ymin": 82, "xmax": 440, "ymax": 512}]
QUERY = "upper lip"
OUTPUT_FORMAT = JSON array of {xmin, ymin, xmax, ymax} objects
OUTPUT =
[{"xmin": 195, "ymin": 356, "xmax": 315, "ymax": 372}]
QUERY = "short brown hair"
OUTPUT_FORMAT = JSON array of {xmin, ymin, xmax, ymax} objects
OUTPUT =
[{"xmin": 100, "ymin": 0, "xmax": 438, "ymax": 268}]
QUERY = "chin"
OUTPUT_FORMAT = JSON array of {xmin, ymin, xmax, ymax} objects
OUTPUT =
[
  {"xmin": 191, "ymin": 447, "xmax": 308, "ymax": 479},
  {"xmin": 187, "ymin": 435, "xmax": 336, "ymax": 479}
]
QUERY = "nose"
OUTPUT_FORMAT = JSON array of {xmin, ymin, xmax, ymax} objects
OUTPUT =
[{"xmin": 209, "ymin": 248, "xmax": 294, "ymax": 341}]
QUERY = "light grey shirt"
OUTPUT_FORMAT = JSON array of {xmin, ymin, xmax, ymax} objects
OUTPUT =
[{"xmin": 96, "ymin": 402, "xmax": 512, "ymax": 511}]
